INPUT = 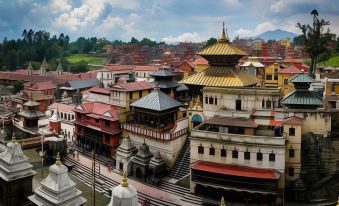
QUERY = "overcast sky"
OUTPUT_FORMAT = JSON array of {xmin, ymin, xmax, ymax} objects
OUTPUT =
[{"xmin": 0, "ymin": 0, "xmax": 338, "ymax": 43}]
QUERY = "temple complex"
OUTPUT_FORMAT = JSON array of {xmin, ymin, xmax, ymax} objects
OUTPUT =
[
  {"xmin": 121, "ymin": 88, "xmax": 189, "ymax": 167},
  {"xmin": 108, "ymin": 172, "xmax": 139, "ymax": 206},
  {"xmin": 0, "ymin": 133, "xmax": 36, "ymax": 206},
  {"xmin": 28, "ymin": 153, "xmax": 87, "ymax": 206}
]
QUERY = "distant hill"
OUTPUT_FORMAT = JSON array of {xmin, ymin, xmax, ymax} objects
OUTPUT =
[{"xmin": 254, "ymin": 29, "xmax": 298, "ymax": 41}]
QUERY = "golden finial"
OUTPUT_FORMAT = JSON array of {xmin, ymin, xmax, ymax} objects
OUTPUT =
[
  {"xmin": 220, "ymin": 196, "xmax": 226, "ymax": 206},
  {"xmin": 195, "ymin": 95, "xmax": 201, "ymax": 106},
  {"xmin": 336, "ymin": 196, "xmax": 339, "ymax": 206},
  {"xmin": 11, "ymin": 132, "xmax": 16, "ymax": 143},
  {"xmin": 55, "ymin": 152, "xmax": 61, "ymax": 165},
  {"xmin": 219, "ymin": 22, "xmax": 229, "ymax": 43},
  {"xmin": 188, "ymin": 99, "xmax": 194, "ymax": 109},
  {"xmin": 121, "ymin": 171, "xmax": 129, "ymax": 187}
]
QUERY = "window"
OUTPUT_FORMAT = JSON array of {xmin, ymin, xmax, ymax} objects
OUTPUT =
[
  {"xmin": 266, "ymin": 100, "xmax": 271, "ymax": 108},
  {"xmin": 214, "ymin": 98, "xmax": 218, "ymax": 105},
  {"xmin": 60, "ymin": 112, "xmax": 63, "ymax": 119},
  {"xmin": 274, "ymin": 74, "xmax": 278, "ymax": 80},
  {"xmin": 289, "ymin": 149, "xmax": 295, "ymax": 158},
  {"xmin": 236, "ymin": 100, "xmax": 241, "ymax": 111},
  {"xmin": 257, "ymin": 152, "xmax": 263, "ymax": 161},
  {"xmin": 289, "ymin": 128, "xmax": 295, "ymax": 136},
  {"xmin": 232, "ymin": 150, "xmax": 238, "ymax": 159},
  {"xmin": 105, "ymin": 134, "xmax": 110, "ymax": 142},
  {"xmin": 262, "ymin": 99, "xmax": 265, "ymax": 108},
  {"xmin": 143, "ymin": 73, "xmax": 146, "ymax": 77},
  {"xmin": 244, "ymin": 151, "xmax": 251, "ymax": 160},
  {"xmin": 209, "ymin": 147, "xmax": 215, "ymax": 156},
  {"xmin": 129, "ymin": 92, "xmax": 133, "ymax": 99},
  {"xmin": 68, "ymin": 114, "xmax": 70, "ymax": 121},
  {"xmin": 284, "ymin": 79, "xmax": 289, "ymax": 85},
  {"xmin": 266, "ymin": 74, "xmax": 272, "ymax": 80},
  {"xmin": 221, "ymin": 149, "xmax": 226, "ymax": 157},
  {"xmin": 139, "ymin": 90, "xmax": 142, "ymax": 98},
  {"xmin": 288, "ymin": 167, "xmax": 295, "ymax": 176},
  {"xmin": 269, "ymin": 153, "xmax": 275, "ymax": 162},
  {"xmin": 72, "ymin": 115, "xmax": 74, "ymax": 120},
  {"xmin": 135, "ymin": 72, "xmax": 138, "ymax": 77},
  {"xmin": 205, "ymin": 96, "xmax": 208, "ymax": 104},
  {"xmin": 119, "ymin": 162, "xmax": 123, "ymax": 171},
  {"xmin": 148, "ymin": 89, "xmax": 152, "ymax": 93},
  {"xmin": 209, "ymin": 97, "xmax": 213, "ymax": 104},
  {"xmin": 95, "ymin": 119, "xmax": 99, "ymax": 123},
  {"xmin": 105, "ymin": 120, "xmax": 110, "ymax": 127},
  {"xmin": 331, "ymin": 84, "xmax": 335, "ymax": 93},
  {"xmin": 198, "ymin": 145, "xmax": 204, "ymax": 154}
]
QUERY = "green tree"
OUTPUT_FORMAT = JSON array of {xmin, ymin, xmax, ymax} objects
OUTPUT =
[
  {"xmin": 203, "ymin": 37, "xmax": 217, "ymax": 49},
  {"xmin": 12, "ymin": 80, "xmax": 25, "ymax": 93},
  {"xmin": 130, "ymin": 37, "xmax": 139, "ymax": 44},
  {"xmin": 297, "ymin": 9, "xmax": 334, "ymax": 74},
  {"xmin": 293, "ymin": 35, "xmax": 303, "ymax": 45}
]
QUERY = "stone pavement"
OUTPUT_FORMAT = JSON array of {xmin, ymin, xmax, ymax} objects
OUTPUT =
[{"xmin": 69, "ymin": 153, "xmax": 199, "ymax": 206}]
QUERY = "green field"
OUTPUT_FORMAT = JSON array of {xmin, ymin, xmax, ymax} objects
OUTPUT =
[
  {"xmin": 66, "ymin": 54, "xmax": 107, "ymax": 65},
  {"xmin": 324, "ymin": 54, "xmax": 339, "ymax": 67}
]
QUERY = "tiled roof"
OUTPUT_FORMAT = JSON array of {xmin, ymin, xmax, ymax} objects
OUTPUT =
[
  {"xmin": 74, "ymin": 102, "xmax": 119, "ymax": 121},
  {"xmin": 104, "ymin": 64, "xmax": 136, "ymax": 71},
  {"xmin": 278, "ymin": 65, "xmax": 301, "ymax": 74},
  {"xmin": 87, "ymin": 86, "xmax": 110, "ymax": 95},
  {"xmin": 191, "ymin": 161, "xmax": 280, "ymax": 180},
  {"xmin": 110, "ymin": 81, "xmax": 153, "ymax": 91},
  {"xmin": 48, "ymin": 103, "xmax": 75, "ymax": 113},
  {"xmin": 290, "ymin": 73, "xmax": 315, "ymax": 83},
  {"xmin": 74, "ymin": 119, "xmax": 121, "ymax": 135},
  {"xmin": 204, "ymin": 117, "xmax": 258, "ymax": 128},
  {"xmin": 283, "ymin": 116, "xmax": 303, "ymax": 125},
  {"xmin": 181, "ymin": 66, "xmax": 260, "ymax": 87},
  {"xmin": 194, "ymin": 57, "xmax": 209, "ymax": 65},
  {"xmin": 134, "ymin": 66, "xmax": 160, "ymax": 71},
  {"xmin": 30, "ymin": 81, "xmax": 56, "ymax": 90},
  {"xmin": 131, "ymin": 89, "xmax": 181, "ymax": 111},
  {"xmin": 281, "ymin": 91, "xmax": 323, "ymax": 106}
]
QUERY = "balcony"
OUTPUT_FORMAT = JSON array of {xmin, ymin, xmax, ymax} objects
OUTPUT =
[{"xmin": 121, "ymin": 117, "xmax": 189, "ymax": 141}]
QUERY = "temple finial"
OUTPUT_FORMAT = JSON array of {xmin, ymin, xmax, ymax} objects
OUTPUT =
[
  {"xmin": 219, "ymin": 22, "xmax": 229, "ymax": 43},
  {"xmin": 220, "ymin": 196, "xmax": 226, "ymax": 206},
  {"xmin": 55, "ymin": 152, "xmax": 61, "ymax": 165},
  {"xmin": 121, "ymin": 171, "xmax": 129, "ymax": 187},
  {"xmin": 11, "ymin": 132, "xmax": 16, "ymax": 143}
]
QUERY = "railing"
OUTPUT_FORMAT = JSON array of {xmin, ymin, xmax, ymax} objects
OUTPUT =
[{"xmin": 121, "ymin": 120, "xmax": 188, "ymax": 141}]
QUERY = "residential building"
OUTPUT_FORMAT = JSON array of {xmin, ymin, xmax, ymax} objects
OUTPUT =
[
  {"xmin": 96, "ymin": 67, "xmax": 115, "ymax": 88},
  {"xmin": 280, "ymin": 38, "xmax": 291, "ymax": 48},
  {"xmin": 134, "ymin": 66, "xmax": 160, "ymax": 82},
  {"xmin": 74, "ymin": 102, "xmax": 121, "ymax": 158},
  {"xmin": 278, "ymin": 65, "xmax": 301, "ymax": 96},
  {"xmin": 264, "ymin": 63, "xmax": 281, "ymax": 88}
]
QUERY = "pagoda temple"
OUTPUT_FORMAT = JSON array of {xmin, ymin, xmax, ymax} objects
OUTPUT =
[
  {"xmin": 181, "ymin": 23, "xmax": 260, "ymax": 94},
  {"xmin": 0, "ymin": 133, "xmax": 36, "ymax": 206},
  {"xmin": 150, "ymin": 68, "xmax": 180, "ymax": 94},
  {"xmin": 17, "ymin": 97, "xmax": 46, "ymax": 128},
  {"xmin": 28, "ymin": 152, "xmax": 87, "ymax": 206},
  {"xmin": 281, "ymin": 72, "xmax": 323, "ymax": 109}
]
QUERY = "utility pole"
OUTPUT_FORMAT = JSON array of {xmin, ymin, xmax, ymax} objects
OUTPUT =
[
  {"xmin": 92, "ymin": 150, "xmax": 96, "ymax": 206},
  {"xmin": 39, "ymin": 135, "xmax": 46, "ymax": 179}
]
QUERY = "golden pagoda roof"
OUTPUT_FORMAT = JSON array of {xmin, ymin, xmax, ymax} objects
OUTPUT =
[
  {"xmin": 198, "ymin": 23, "xmax": 247, "ymax": 56},
  {"xmin": 181, "ymin": 66, "xmax": 260, "ymax": 87}
]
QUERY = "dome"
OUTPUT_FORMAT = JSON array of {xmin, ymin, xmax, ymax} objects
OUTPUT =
[{"xmin": 108, "ymin": 172, "xmax": 139, "ymax": 206}]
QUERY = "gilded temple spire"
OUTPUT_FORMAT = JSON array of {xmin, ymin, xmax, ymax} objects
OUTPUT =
[
  {"xmin": 55, "ymin": 152, "xmax": 61, "ymax": 166},
  {"xmin": 121, "ymin": 171, "xmax": 129, "ymax": 187},
  {"xmin": 220, "ymin": 196, "xmax": 226, "ymax": 206},
  {"xmin": 219, "ymin": 22, "xmax": 229, "ymax": 43}
]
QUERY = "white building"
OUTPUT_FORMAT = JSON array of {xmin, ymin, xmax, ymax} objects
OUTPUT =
[{"xmin": 96, "ymin": 67, "xmax": 115, "ymax": 88}]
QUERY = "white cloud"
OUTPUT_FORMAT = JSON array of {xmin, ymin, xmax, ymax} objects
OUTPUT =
[
  {"xmin": 50, "ymin": 0, "xmax": 72, "ymax": 14},
  {"xmin": 235, "ymin": 21, "xmax": 278, "ymax": 37},
  {"xmin": 162, "ymin": 32, "xmax": 204, "ymax": 43},
  {"xmin": 224, "ymin": 0, "xmax": 241, "ymax": 6}
]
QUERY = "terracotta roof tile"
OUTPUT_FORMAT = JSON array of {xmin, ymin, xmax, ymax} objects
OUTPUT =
[{"xmin": 110, "ymin": 81, "xmax": 153, "ymax": 91}]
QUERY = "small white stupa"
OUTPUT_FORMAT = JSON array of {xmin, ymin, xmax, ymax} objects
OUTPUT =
[
  {"xmin": 108, "ymin": 172, "xmax": 140, "ymax": 206},
  {"xmin": 28, "ymin": 152, "xmax": 87, "ymax": 206}
]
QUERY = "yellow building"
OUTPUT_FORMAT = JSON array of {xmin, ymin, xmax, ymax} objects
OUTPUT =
[
  {"xmin": 278, "ymin": 65, "xmax": 301, "ymax": 96},
  {"xmin": 264, "ymin": 63, "xmax": 281, "ymax": 88},
  {"xmin": 280, "ymin": 38, "xmax": 291, "ymax": 48}
]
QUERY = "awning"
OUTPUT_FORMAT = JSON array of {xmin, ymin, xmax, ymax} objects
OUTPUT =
[
  {"xmin": 191, "ymin": 161, "xmax": 280, "ymax": 180},
  {"xmin": 254, "ymin": 119, "xmax": 282, "ymax": 126}
]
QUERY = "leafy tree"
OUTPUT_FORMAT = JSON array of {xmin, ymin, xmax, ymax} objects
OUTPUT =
[
  {"xmin": 297, "ymin": 10, "xmax": 334, "ymax": 74},
  {"xmin": 203, "ymin": 37, "xmax": 217, "ymax": 49},
  {"xmin": 130, "ymin": 37, "xmax": 139, "ymax": 44},
  {"xmin": 293, "ymin": 35, "xmax": 303, "ymax": 45},
  {"xmin": 12, "ymin": 80, "xmax": 25, "ymax": 93},
  {"xmin": 267, "ymin": 39, "xmax": 276, "ymax": 45},
  {"xmin": 69, "ymin": 61, "xmax": 88, "ymax": 73}
]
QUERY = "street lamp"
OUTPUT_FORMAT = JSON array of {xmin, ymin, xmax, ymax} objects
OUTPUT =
[{"xmin": 39, "ymin": 135, "xmax": 46, "ymax": 179}]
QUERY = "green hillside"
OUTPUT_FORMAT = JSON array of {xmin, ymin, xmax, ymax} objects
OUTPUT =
[
  {"xmin": 324, "ymin": 54, "xmax": 339, "ymax": 67},
  {"xmin": 66, "ymin": 54, "xmax": 107, "ymax": 65}
]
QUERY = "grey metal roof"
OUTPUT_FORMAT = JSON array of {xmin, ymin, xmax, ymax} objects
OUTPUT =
[
  {"xmin": 131, "ymin": 89, "xmax": 181, "ymax": 111},
  {"xmin": 150, "ymin": 69, "xmax": 176, "ymax": 77},
  {"xmin": 281, "ymin": 91, "xmax": 323, "ymax": 106},
  {"xmin": 290, "ymin": 73, "xmax": 315, "ymax": 83},
  {"xmin": 152, "ymin": 80, "xmax": 181, "ymax": 89},
  {"xmin": 176, "ymin": 84, "xmax": 189, "ymax": 92},
  {"xmin": 67, "ymin": 78, "xmax": 100, "ymax": 90}
]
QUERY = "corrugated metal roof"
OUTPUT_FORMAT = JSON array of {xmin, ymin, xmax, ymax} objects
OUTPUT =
[
  {"xmin": 290, "ymin": 73, "xmax": 314, "ymax": 83},
  {"xmin": 152, "ymin": 80, "xmax": 180, "ymax": 89},
  {"xmin": 67, "ymin": 78, "xmax": 100, "ymax": 90},
  {"xmin": 281, "ymin": 91, "xmax": 323, "ymax": 106},
  {"xmin": 176, "ymin": 84, "xmax": 189, "ymax": 92},
  {"xmin": 198, "ymin": 42, "xmax": 247, "ymax": 56},
  {"xmin": 181, "ymin": 66, "xmax": 260, "ymax": 87},
  {"xmin": 131, "ymin": 89, "xmax": 181, "ymax": 111},
  {"xmin": 150, "ymin": 69, "xmax": 176, "ymax": 77}
]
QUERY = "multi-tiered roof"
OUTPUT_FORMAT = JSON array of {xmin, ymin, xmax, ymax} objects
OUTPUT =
[{"xmin": 181, "ymin": 23, "xmax": 260, "ymax": 87}]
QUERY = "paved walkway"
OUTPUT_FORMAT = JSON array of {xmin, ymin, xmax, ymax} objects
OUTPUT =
[{"xmin": 68, "ymin": 153, "xmax": 199, "ymax": 206}]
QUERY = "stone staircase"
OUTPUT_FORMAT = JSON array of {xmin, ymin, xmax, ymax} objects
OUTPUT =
[
  {"xmin": 64, "ymin": 156, "xmax": 185, "ymax": 206},
  {"xmin": 168, "ymin": 138, "xmax": 191, "ymax": 179}
]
